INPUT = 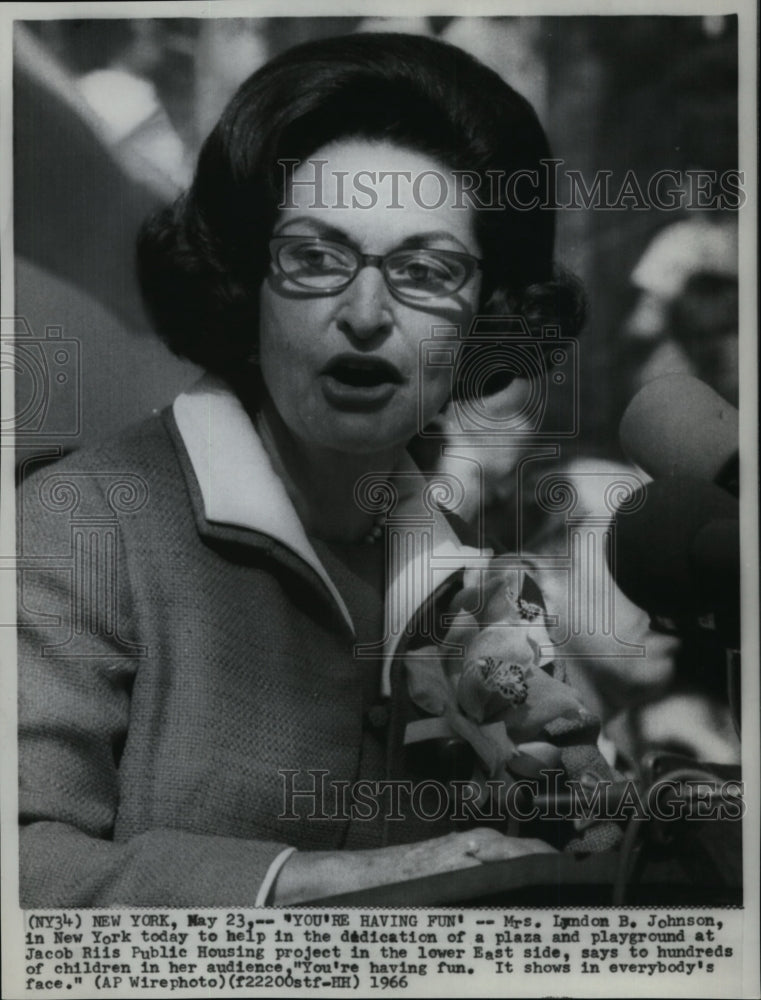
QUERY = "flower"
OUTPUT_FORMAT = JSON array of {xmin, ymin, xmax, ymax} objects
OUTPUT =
[
  {"xmin": 403, "ymin": 567, "xmax": 595, "ymax": 784},
  {"xmin": 459, "ymin": 657, "xmax": 529, "ymax": 723}
]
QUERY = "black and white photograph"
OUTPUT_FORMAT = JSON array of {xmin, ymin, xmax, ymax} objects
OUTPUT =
[{"xmin": 1, "ymin": 2, "xmax": 758, "ymax": 997}]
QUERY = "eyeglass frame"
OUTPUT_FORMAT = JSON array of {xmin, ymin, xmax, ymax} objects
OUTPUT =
[{"xmin": 267, "ymin": 235, "xmax": 483, "ymax": 303}]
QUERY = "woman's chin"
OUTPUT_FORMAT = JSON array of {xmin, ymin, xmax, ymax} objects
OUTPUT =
[{"xmin": 304, "ymin": 415, "xmax": 416, "ymax": 458}]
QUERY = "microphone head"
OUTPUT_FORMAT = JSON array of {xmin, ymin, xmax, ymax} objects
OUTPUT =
[
  {"xmin": 611, "ymin": 477, "xmax": 738, "ymax": 621},
  {"xmin": 619, "ymin": 374, "xmax": 738, "ymax": 485}
]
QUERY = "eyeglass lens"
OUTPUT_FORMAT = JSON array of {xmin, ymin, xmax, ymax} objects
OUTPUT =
[{"xmin": 273, "ymin": 238, "xmax": 475, "ymax": 300}]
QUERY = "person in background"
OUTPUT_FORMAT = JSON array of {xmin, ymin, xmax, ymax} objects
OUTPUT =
[
  {"xmin": 620, "ymin": 215, "xmax": 738, "ymax": 405},
  {"xmin": 61, "ymin": 19, "xmax": 192, "ymax": 195}
]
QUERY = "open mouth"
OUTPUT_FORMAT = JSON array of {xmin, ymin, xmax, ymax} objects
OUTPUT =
[
  {"xmin": 320, "ymin": 355, "xmax": 403, "ymax": 409},
  {"xmin": 323, "ymin": 356, "xmax": 403, "ymax": 388}
]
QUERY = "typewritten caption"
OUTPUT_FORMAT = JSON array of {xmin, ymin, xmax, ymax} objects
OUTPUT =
[{"xmin": 19, "ymin": 907, "xmax": 742, "ymax": 996}]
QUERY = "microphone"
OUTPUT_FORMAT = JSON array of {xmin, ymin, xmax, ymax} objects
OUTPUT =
[
  {"xmin": 619, "ymin": 374, "xmax": 738, "ymax": 496},
  {"xmin": 611, "ymin": 478, "xmax": 739, "ymax": 646}
]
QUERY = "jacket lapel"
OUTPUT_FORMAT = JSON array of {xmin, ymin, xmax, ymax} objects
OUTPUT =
[
  {"xmin": 171, "ymin": 375, "xmax": 355, "ymax": 634},
  {"xmin": 170, "ymin": 375, "xmax": 485, "ymax": 676}
]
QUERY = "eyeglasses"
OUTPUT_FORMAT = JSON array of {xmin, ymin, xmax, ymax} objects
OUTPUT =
[{"xmin": 268, "ymin": 236, "xmax": 482, "ymax": 304}]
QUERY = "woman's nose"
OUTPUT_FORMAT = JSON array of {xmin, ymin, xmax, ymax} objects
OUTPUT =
[{"xmin": 335, "ymin": 266, "xmax": 393, "ymax": 341}]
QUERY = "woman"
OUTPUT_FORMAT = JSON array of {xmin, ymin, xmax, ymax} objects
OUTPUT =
[{"xmin": 19, "ymin": 31, "xmax": 611, "ymax": 908}]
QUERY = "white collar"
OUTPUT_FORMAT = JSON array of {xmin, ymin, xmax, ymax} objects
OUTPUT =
[
  {"xmin": 173, "ymin": 374, "xmax": 354, "ymax": 632},
  {"xmin": 172, "ymin": 374, "xmax": 484, "ymax": 693}
]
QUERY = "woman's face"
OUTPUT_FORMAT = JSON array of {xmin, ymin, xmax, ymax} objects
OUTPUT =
[{"xmin": 257, "ymin": 138, "xmax": 482, "ymax": 456}]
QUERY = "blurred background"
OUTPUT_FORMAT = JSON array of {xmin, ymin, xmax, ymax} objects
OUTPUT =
[{"xmin": 12, "ymin": 15, "xmax": 741, "ymax": 768}]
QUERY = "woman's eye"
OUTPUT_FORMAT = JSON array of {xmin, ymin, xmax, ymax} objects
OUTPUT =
[
  {"xmin": 292, "ymin": 247, "xmax": 330, "ymax": 269},
  {"xmin": 405, "ymin": 262, "xmax": 435, "ymax": 282},
  {"xmin": 395, "ymin": 255, "xmax": 454, "ymax": 287},
  {"xmin": 292, "ymin": 246, "xmax": 337, "ymax": 269}
]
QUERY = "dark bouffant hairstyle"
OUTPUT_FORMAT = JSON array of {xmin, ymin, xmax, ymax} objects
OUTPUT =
[{"xmin": 137, "ymin": 31, "xmax": 584, "ymax": 380}]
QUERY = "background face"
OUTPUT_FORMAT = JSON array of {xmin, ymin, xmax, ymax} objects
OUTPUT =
[{"xmin": 258, "ymin": 138, "xmax": 482, "ymax": 456}]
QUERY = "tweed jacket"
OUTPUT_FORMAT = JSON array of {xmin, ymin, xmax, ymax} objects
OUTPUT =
[{"xmin": 18, "ymin": 377, "xmax": 618, "ymax": 908}]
